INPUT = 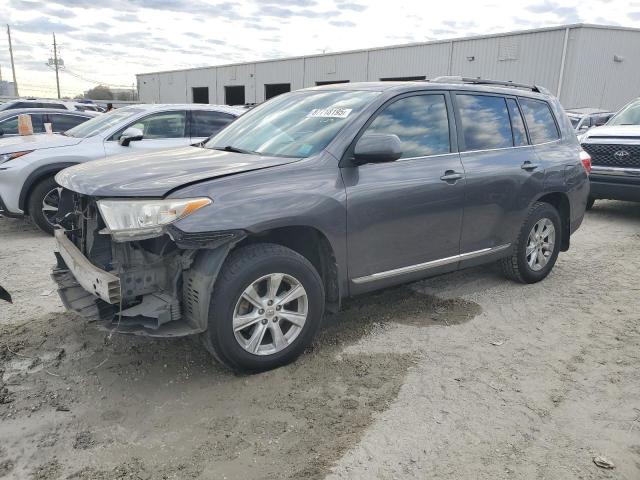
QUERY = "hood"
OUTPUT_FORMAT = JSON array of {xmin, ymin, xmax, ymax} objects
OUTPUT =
[
  {"xmin": 56, "ymin": 146, "xmax": 301, "ymax": 197},
  {"xmin": 0, "ymin": 133, "xmax": 83, "ymax": 153},
  {"xmin": 582, "ymin": 124, "xmax": 640, "ymax": 141}
]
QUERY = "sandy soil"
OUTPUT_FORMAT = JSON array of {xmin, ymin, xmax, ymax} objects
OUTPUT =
[{"xmin": 0, "ymin": 201, "xmax": 639, "ymax": 479}]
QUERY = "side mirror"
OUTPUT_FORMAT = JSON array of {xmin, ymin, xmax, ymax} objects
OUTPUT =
[
  {"xmin": 353, "ymin": 133, "xmax": 402, "ymax": 165},
  {"xmin": 119, "ymin": 127, "xmax": 143, "ymax": 146}
]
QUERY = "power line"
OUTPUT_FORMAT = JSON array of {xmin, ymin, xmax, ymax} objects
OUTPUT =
[{"xmin": 61, "ymin": 67, "xmax": 133, "ymax": 89}]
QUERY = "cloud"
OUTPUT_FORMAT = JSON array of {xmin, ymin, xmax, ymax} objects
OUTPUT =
[
  {"xmin": 244, "ymin": 21, "xmax": 279, "ymax": 31},
  {"xmin": 525, "ymin": 1, "xmax": 580, "ymax": 23},
  {"xmin": 329, "ymin": 20, "xmax": 356, "ymax": 27},
  {"xmin": 335, "ymin": 1, "xmax": 367, "ymax": 12},
  {"xmin": 629, "ymin": 11, "xmax": 640, "ymax": 20},
  {"xmin": 13, "ymin": 18, "xmax": 77, "ymax": 34},
  {"xmin": 257, "ymin": 5, "xmax": 341, "ymax": 18},
  {"xmin": 261, "ymin": 0, "xmax": 318, "ymax": 5}
]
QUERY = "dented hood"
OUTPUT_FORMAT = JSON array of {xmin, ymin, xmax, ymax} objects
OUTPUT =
[{"xmin": 56, "ymin": 146, "xmax": 301, "ymax": 197}]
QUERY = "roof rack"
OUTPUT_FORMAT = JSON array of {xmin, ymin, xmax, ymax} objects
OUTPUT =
[{"xmin": 430, "ymin": 76, "xmax": 551, "ymax": 95}]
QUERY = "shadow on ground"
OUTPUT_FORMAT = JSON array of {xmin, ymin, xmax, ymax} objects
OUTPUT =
[{"xmin": 1, "ymin": 286, "xmax": 481, "ymax": 479}]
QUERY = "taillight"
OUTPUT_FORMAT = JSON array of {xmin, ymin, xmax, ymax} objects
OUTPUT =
[{"xmin": 579, "ymin": 150, "xmax": 592, "ymax": 173}]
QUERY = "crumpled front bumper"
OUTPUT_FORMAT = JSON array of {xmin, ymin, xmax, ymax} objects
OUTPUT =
[
  {"xmin": 52, "ymin": 229, "xmax": 190, "ymax": 337},
  {"xmin": 53, "ymin": 229, "xmax": 121, "ymax": 304}
]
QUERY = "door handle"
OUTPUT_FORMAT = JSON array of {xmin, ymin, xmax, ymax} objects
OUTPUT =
[
  {"xmin": 440, "ymin": 170, "xmax": 464, "ymax": 183},
  {"xmin": 521, "ymin": 161, "xmax": 539, "ymax": 171}
]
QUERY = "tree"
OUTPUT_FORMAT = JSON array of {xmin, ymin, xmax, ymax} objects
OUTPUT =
[{"xmin": 83, "ymin": 85, "xmax": 113, "ymax": 100}]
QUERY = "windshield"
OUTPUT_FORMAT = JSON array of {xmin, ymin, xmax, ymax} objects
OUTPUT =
[
  {"xmin": 65, "ymin": 107, "xmax": 144, "ymax": 138},
  {"xmin": 608, "ymin": 99, "xmax": 640, "ymax": 126},
  {"xmin": 568, "ymin": 115, "xmax": 580, "ymax": 128},
  {"xmin": 204, "ymin": 90, "xmax": 379, "ymax": 158}
]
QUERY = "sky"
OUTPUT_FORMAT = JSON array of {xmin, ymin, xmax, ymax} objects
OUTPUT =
[{"xmin": 1, "ymin": 0, "xmax": 639, "ymax": 98}]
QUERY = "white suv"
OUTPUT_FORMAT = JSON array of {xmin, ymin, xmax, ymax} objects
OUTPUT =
[{"xmin": 0, "ymin": 104, "xmax": 243, "ymax": 233}]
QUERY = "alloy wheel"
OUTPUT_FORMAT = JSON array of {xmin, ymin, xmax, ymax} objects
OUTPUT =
[
  {"xmin": 526, "ymin": 218, "xmax": 556, "ymax": 271},
  {"xmin": 232, "ymin": 273, "xmax": 308, "ymax": 356},
  {"xmin": 42, "ymin": 187, "xmax": 63, "ymax": 226}
]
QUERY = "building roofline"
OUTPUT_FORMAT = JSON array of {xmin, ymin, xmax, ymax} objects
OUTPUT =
[{"xmin": 136, "ymin": 23, "xmax": 640, "ymax": 78}]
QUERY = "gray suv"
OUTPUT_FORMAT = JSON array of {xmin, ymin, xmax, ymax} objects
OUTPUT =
[{"xmin": 51, "ymin": 78, "xmax": 589, "ymax": 372}]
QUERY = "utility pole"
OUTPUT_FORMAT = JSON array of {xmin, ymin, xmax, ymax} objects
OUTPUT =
[
  {"xmin": 6, "ymin": 25, "xmax": 18, "ymax": 96},
  {"xmin": 53, "ymin": 33, "xmax": 61, "ymax": 99}
]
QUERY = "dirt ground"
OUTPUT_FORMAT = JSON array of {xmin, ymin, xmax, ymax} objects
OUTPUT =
[{"xmin": 0, "ymin": 200, "xmax": 639, "ymax": 480}]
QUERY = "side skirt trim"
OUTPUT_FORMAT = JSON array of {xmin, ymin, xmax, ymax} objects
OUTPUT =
[{"xmin": 351, "ymin": 243, "xmax": 511, "ymax": 285}]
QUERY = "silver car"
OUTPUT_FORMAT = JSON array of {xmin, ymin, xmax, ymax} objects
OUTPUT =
[
  {"xmin": 0, "ymin": 104, "xmax": 243, "ymax": 233},
  {"xmin": 0, "ymin": 108, "xmax": 98, "ymax": 138}
]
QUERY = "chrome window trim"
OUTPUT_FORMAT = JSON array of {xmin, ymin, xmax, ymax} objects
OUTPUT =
[
  {"xmin": 351, "ymin": 243, "xmax": 511, "ymax": 284},
  {"xmin": 461, "ymin": 138, "xmax": 560, "ymax": 155}
]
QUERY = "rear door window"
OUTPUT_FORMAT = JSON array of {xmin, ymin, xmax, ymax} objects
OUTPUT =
[
  {"xmin": 518, "ymin": 98, "xmax": 560, "ymax": 144},
  {"xmin": 0, "ymin": 114, "xmax": 45, "ymax": 134},
  {"xmin": 456, "ymin": 94, "xmax": 513, "ymax": 151},
  {"xmin": 191, "ymin": 110, "xmax": 236, "ymax": 138},
  {"xmin": 363, "ymin": 94, "xmax": 450, "ymax": 158},
  {"xmin": 48, "ymin": 114, "xmax": 88, "ymax": 132},
  {"xmin": 0, "ymin": 116, "xmax": 19, "ymax": 135},
  {"xmin": 128, "ymin": 111, "xmax": 187, "ymax": 139},
  {"xmin": 506, "ymin": 99, "xmax": 528, "ymax": 146}
]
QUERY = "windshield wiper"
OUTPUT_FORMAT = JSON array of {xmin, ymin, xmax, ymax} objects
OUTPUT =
[{"xmin": 213, "ymin": 145, "xmax": 258, "ymax": 155}]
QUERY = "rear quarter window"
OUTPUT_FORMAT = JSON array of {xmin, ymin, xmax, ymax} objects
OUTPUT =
[{"xmin": 518, "ymin": 98, "xmax": 560, "ymax": 144}]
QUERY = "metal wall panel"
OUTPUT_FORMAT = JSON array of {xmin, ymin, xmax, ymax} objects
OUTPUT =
[
  {"xmin": 137, "ymin": 25, "xmax": 640, "ymax": 109},
  {"xmin": 368, "ymin": 43, "xmax": 452, "ymax": 80},
  {"xmin": 156, "ymin": 71, "xmax": 188, "ymax": 103},
  {"xmin": 254, "ymin": 59, "xmax": 305, "ymax": 102},
  {"xmin": 216, "ymin": 63, "xmax": 256, "ymax": 104},
  {"xmin": 450, "ymin": 29, "xmax": 566, "ymax": 93},
  {"xmin": 562, "ymin": 27, "xmax": 640, "ymax": 110},
  {"xmin": 303, "ymin": 52, "xmax": 368, "ymax": 87},
  {"xmin": 138, "ymin": 73, "xmax": 161, "ymax": 103},
  {"xmin": 185, "ymin": 68, "xmax": 217, "ymax": 103}
]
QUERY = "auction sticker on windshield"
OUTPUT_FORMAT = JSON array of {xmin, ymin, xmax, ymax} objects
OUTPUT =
[{"xmin": 307, "ymin": 107, "xmax": 352, "ymax": 118}]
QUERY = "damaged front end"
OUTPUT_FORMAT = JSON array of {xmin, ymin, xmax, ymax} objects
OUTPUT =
[{"xmin": 51, "ymin": 191, "xmax": 242, "ymax": 337}]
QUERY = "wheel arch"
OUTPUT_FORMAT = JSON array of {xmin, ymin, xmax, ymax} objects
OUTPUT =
[
  {"xmin": 534, "ymin": 191, "xmax": 571, "ymax": 251},
  {"xmin": 234, "ymin": 225, "xmax": 342, "ymax": 313},
  {"xmin": 19, "ymin": 162, "xmax": 78, "ymax": 214}
]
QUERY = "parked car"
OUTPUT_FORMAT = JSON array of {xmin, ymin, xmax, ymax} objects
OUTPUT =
[
  {"xmin": 0, "ymin": 108, "xmax": 98, "ymax": 137},
  {"xmin": 50, "ymin": 78, "xmax": 589, "ymax": 372},
  {"xmin": 0, "ymin": 104, "xmax": 243, "ymax": 233},
  {"xmin": 0, "ymin": 98, "xmax": 91, "ymax": 112},
  {"xmin": 566, "ymin": 108, "xmax": 614, "ymax": 135},
  {"xmin": 580, "ymin": 97, "xmax": 640, "ymax": 208}
]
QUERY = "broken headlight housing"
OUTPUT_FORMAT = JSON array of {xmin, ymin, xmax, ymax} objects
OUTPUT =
[{"xmin": 97, "ymin": 197, "xmax": 212, "ymax": 242}]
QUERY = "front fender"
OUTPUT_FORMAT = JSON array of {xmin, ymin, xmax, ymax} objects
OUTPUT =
[{"xmin": 20, "ymin": 162, "xmax": 79, "ymax": 212}]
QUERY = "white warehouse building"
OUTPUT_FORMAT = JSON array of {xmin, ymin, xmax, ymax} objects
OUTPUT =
[{"xmin": 137, "ymin": 23, "xmax": 640, "ymax": 111}]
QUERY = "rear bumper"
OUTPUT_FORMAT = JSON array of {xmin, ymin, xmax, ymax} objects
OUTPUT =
[{"xmin": 589, "ymin": 173, "xmax": 640, "ymax": 202}]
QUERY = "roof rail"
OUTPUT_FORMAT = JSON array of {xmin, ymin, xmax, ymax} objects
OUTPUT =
[{"xmin": 430, "ymin": 76, "xmax": 551, "ymax": 95}]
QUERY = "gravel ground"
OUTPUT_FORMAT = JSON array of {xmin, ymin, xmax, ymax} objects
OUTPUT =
[{"xmin": 0, "ymin": 200, "xmax": 639, "ymax": 479}]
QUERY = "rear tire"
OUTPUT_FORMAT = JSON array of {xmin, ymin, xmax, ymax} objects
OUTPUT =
[
  {"xmin": 501, "ymin": 202, "xmax": 561, "ymax": 284},
  {"xmin": 28, "ymin": 176, "xmax": 60, "ymax": 235},
  {"xmin": 586, "ymin": 196, "xmax": 596, "ymax": 211},
  {"xmin": 203, "ymin": 243, "xmax": 325, "ymax": 373}
]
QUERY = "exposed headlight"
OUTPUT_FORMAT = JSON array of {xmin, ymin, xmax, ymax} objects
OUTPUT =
[
  {"xmin": 97, "ymin": 197, "xmax": 212, "ymax": 242},
  {"xmin": 0, "ymin": 150, "xmax": 33, "ymax": 165}
]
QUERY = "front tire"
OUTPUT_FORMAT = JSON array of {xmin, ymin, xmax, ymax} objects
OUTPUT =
[
  {"xmin": 501, "ymin": 202, "xmax": 561, "ymax": 284},
  {"xmin": 204, "ymin": 243, "xmax": 325, "ymax": 373},
  {"xmin": 28, "ymin": 176, "xmax": 61, "ymax": 235}
]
